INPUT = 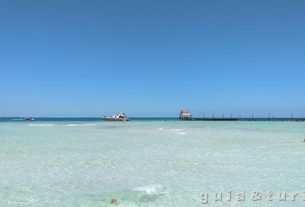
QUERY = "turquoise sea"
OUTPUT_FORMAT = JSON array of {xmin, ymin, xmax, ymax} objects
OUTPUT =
[{"xmin": 0, "ymin": 118, "xmax": 305, "ymax": 206}]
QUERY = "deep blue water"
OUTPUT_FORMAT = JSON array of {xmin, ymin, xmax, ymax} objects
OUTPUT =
[
  {"xmin": 1, "ymin": 117, "xmax": 304, "ymax": 123},
  {"xmin": 0, "ymin": 117, "xmax": 178, "ymax": 122}
]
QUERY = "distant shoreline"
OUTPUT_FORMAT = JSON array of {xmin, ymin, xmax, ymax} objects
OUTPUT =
[{"xmin": 1, "ymin": 117, "xmax": 305, "ymax": 122}]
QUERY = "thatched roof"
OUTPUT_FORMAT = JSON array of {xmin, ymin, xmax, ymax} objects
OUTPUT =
[{"xmin": 181, "ymin": 109, "xmax": 191, "ymax": 113}]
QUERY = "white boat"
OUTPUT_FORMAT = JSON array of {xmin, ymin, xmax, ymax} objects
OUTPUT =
[
  {"xmin": 24, "ymin": 117, "xmax": 34, "ymax": 121},
  {"xmin": 103, "ymin": 113, "xmax": 129, "ymax": 121}
]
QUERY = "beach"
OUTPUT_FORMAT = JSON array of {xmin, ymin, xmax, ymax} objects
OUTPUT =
[{"xmin": 0, "ymin": 120, "xmax": 305, "ymax": 206}]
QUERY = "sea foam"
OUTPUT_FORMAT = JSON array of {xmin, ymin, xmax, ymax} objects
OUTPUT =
[
  {"xmin": 28, "ymin": 124, "xmax": 54, "ymax": 127},
  {"xmin": 133, "ymin": 184, "xmax": 166, "ymax": 196}
]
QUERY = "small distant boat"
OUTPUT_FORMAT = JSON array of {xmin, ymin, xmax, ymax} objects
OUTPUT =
[
  {"xmin": 24, "ymin": 117, "xmax": 34, "ymax": 121},
  {"xmin": 103, "ymin": 113, "xmax": 129, "ymax": 121}
]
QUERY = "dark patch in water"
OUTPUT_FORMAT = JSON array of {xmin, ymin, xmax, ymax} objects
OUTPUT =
[
  {"xmin": 139, "ymin": 194, "xmax": 159, "ymax": 203},
  {"xmin": 110, "ymin": 198, "xmax": 118, "ymax": 204}
]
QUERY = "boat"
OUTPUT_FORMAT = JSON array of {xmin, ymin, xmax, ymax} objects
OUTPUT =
[
  {"xmin": 103, "ymin": 113, "xmax": 129, "ymax": 121},
  {"xmin": 24, "ymin": 117, "xmax": 34, "ymax": 121}
]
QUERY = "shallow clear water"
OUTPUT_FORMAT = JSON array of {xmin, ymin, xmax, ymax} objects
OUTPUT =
[{"xmin": 0, "ymin": 120, "xmax": 305, "ymax": 206}]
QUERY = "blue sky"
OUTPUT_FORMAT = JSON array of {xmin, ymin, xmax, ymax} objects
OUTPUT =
[{"xmin": 0, "ymin": 0, "xmax": 304, "ymax": 117}]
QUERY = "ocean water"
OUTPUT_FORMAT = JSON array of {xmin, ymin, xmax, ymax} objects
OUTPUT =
[{"xmin": 0, "ymin": 119, "xmax": 305, "ymax": 207}]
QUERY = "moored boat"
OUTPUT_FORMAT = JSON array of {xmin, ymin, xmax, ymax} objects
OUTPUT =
[
  {"xmin": 24, "ymin": 117, "xmax": 34, "ymax": 121},
  {"xmin": 103, "ymin": 113, "xmax": 129, "ymax": 121}
]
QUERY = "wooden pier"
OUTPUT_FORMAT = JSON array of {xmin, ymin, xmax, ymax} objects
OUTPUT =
[
  {"xmin": 192, "ymin": 118, "xmax": 238, "ymax": 121},
  {"xmin": 178, "ymin": 109, "xmax": 305, "ymax": 122},
  {"xmin": 182, "ymin": 118, "xmax": 305, "ymax": 122}
]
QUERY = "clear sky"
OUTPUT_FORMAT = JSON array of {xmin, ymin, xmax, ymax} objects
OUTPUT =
[{"xmin": 0, "ymin": 0, "xmax": 304, "ymax": 117}]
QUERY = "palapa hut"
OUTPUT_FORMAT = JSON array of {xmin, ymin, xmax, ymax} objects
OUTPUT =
[{"xmin": 179, "ymin": 109, "xmax": 192, "ymax": 120}]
